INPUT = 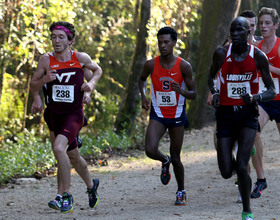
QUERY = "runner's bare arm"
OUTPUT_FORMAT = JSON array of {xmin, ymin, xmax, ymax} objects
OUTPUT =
[
  {"xmin": 76, "ymin": 52, "xmax": 102, "ymax": 105},
  {"xmin": 31, "ymin": 92, "xmax": 43, "ymax": 114},
  {"xmin": 172, "ymin": 59, "xmax": 196, "ymax": 100},
  {"xmin": 76, "ymin": 52, "xmax": 102, "ymax": 94},
  {"xmin": 208, "ymin": 46, "xmax": 227, "ymax": 107},
  {"xmin": 139, "ymin": 59, "xmax": 154, "ymax": 111},
  {"xmin": 30, "ymin": 54, "xmax": 56, "ymax": 93},
  {"xmin": 208, "ymin": 47, "xmax": 226, "ymax": 93}
]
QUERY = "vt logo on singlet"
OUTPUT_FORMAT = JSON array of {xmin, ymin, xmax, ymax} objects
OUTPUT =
[{"xmin": 56, "ymin": 72, "xmax": 76, "ymax": 83}]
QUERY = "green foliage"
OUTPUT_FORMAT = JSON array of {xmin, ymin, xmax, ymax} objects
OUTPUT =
[
  {"xmin": 73, "ymin": 0, "xmax": 136, "ymax": 95},
  {"xmin": 0, "ymin": 127, "xmax": 54, "ymax": 183},
  {"xmin": 79, "ymin": 129, "xmax": 134, "ymax": 158},
  {"xmin": 84, "ymin": 92, "xmax": 120, "ymax": 131},
  {"xmin": 0, "ymin": 73, "xmax": 25, "ymax": 123},
  {"xmin": 0, "ymin": 112, "xmax": 138, "ymax": 184},
  {"xmin": 0, "ymin": 0, "xmax": 203, "ymax": 184},
  {"xmin": 147, "ymin": 0, "xmax": 201, "ymax": 65}
]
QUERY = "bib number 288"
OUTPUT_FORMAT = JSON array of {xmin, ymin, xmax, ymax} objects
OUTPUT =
[{"xmin": 227, "ymin": 82, "xmax": 250, "ymax": 99}]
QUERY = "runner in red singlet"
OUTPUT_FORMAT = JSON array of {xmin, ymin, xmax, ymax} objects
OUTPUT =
[
  {"xmin": 139, "ymin": 27, "xmax": 196, "ymax": 206},
  {"xmin": 30, "ymin": 21, "xmax": 102, "ymax": 213},
  {"xmin": 251, "ymin": 7, "xmax": 280, "ymax": 199},
  {"xmin": 208, "ymin": 17, "xmax": 275, "ymax": 220},
  {"xmin": 207, "ymin": 10, "xmax": 261, "ymax": 106},
  {"xmin": 206, "ymin": 10, "xmax": 262, "ymax": 203}
]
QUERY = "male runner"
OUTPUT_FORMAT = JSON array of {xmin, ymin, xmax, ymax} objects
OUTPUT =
[
  {"xmin": 139, "ymin": 27, "xmax": 196, "ymax": 206},
  {"xmin": 206, "ymin": 10, "xmax": 261, "ymax": 203},
  {"xmin": 251, "ymin": 7, "xmax": 280, "ymax": 199},
  {"xmin": 31, "ymin": 68, "xmax": 91, "ymax": 210},
  {"xmin": 239, "ymin": 10, "xmax": 262, "ymax": 46},
  {"xmin": 207, "ymin": 10, "xmax": 261, "ymax": 105},
  {"xmin": 30, "ymin": 21, "xmax": 102, "ymax": 213},
  {"xmin": 208, "ymin": 17, "xmax": 275, "ymax": 220}
]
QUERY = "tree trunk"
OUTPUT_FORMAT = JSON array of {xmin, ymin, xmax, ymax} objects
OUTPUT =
[
  {"xmin": 188, "ymin": 0, "xmax": 241, "ymax": 129},
  {"xmin": 114, "ymin": 0, "xmax": 151, "ymax": 135},
  {"xmin": 23, "ymin": 66, "xmax": 43, "ymax": 130},
  {"xmin": 239, "ymin": 0, "xmax": 257, "ymax": 12}
]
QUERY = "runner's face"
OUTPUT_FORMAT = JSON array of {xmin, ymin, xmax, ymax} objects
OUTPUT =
[
  {"xmin": 245, "ymin": 17, "xmax": 257, "ymax": 37},
  {"xmin": 51, "ymin": 30, "xmax": 70, "ymax": 53},
  {"xmin": 230, "ymin": 20, "xmax": 249, "ymax": 46},
  {"xmin": 157, "ymin": 34, "xmax": 176, "ymax": 56},
  {"xmin": 259, "ymin": 14, "xmax": 278, "ymax": 38}
]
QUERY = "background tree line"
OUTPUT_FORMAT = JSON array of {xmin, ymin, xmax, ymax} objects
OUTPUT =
[{"xmin": 0, "ymin": 0, "xmax": 280, "ymax": 183}]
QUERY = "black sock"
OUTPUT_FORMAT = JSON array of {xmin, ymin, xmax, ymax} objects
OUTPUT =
[{"xmin": 257, "ymin": 178, "xmax": 266, "ymax": 182}]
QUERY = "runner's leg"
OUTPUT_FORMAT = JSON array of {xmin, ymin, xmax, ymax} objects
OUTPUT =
[
  {"xmin": 252, "ymin": 106, "xmax": 269, "ymax": 179},
  {"xmin": 169, "ymin": 125, "xmax": 185, "ymax": 191},
  {"xmin": 67, "ymin": 148, "xmax": 93, "ymax": 189},
  {"xmin": 53, "ymin": 134, "xmax": 71, "ymax": 193},
  {"xmin": 145, "ymin": 119, "xmax": 167, "ymax": 163},
  {"xmin": 217, "ymin": 137, "xmax": 236, "ymax": 179},
  {"xmin": 236, "ymin": 127, "xmax": 256, "ymax": 213}
]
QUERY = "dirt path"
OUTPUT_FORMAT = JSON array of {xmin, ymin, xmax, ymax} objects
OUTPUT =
[{"xmin": 0, "ymin": 121, "xmax": 279, "ymax": 220}]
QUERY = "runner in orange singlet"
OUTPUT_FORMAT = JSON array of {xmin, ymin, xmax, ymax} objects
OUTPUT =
[
  {"xmin": 139, "ymin": 27, "xmax": 196, "ymax": 206},
  {"xmin": 251, "ymin": 7, "xmax": 280, "ymax": 199}
]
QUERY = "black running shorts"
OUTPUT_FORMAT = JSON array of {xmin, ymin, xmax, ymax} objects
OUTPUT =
[{"xmin": 216, "ymin": 103, "xmax": 259, "ymax": 138}]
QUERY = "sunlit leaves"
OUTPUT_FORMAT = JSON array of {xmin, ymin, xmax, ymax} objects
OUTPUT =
[
  {"xmin": 0, "ymin": 0, "xmax": 204, "ymax": 184},
  {"xmin": 148, "ymin": 0, "xmax": 201, "ymax": 60},
  {"xmin": 0, "ymin": 73, "xmax": 25, "ymax": 121}
]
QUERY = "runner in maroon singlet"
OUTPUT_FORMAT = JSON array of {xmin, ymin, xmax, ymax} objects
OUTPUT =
[{"xmin": 30, "ymin": 21, "xmax": 102, "ymax": 213}]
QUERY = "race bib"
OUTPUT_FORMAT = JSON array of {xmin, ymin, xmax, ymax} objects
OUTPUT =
[
  {"xmin": 227, "ymin": 82, "xmax": 250, "ymax": 99},
  {"xmin": 258, "ymin": 77, "xmax": 279, "ymax": 94},
  {"xmin": 156, "ymin": 91, "xmax": 177, "ymax": 106},
  {"xmin": 52, "ymin": 85, "xmax": 74, "ymax": 103}
]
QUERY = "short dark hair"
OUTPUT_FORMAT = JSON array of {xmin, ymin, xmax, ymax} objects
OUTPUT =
[
  {"xmin": 49, "ymin": 21, "xmax": 76, "ymax": 40},
  {"xmin": 239, "ymin": 10, "xmax": 256, "ymax": 18},
  {"xmin": 240, "ymin": 10, "xmax": 257, "ymax": 25},
  {"xmin": 259, "ymin": 7, "xmax": 279, "ymax": 25},
  {"xmin": 157, "ymin": 27, "xmax": 177, "ymax": 41}
]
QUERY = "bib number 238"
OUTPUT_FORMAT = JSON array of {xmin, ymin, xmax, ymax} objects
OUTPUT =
[{"xmin": 52, "ymin": 85, "xmax": 74, "ymax": 103}]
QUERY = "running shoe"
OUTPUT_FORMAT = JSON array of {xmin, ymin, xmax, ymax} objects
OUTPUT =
[
  {"xmin": 60, "ymin": 192, "xmax": 74, "ymax": 213},
  {"xmin": 242, "ymin": 212, "xmax": 254, "ymax": 220},
  {"xmin": 175, "ymin": 191, "xmax": 186, "ymax": 206},
  {"xmin": 251, "ymin": 181, "xmax": 267, "ymax": 198},
  {"xmin": 48, "ymin": 196, "xmax": 62, "ymax": 210},
  {"xmin": 87, "ymin": 178, "xmax": 99, "ymax": 208},
  {"xmin": 160, "ymin": 155, "xmax": 171, "ymax": 185}
]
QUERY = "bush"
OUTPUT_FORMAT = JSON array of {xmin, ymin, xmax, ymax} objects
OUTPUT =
[
  {"xmin": 79, "ymin": 129, "xmax": 134, "ymax": 158},
  {"xmin": 0, "ymin": 122, "xmax": 142, "ymax": 184},
  {"xmin": 0, "ymin": 127, "xmax": 55, "ymax": 183}
]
